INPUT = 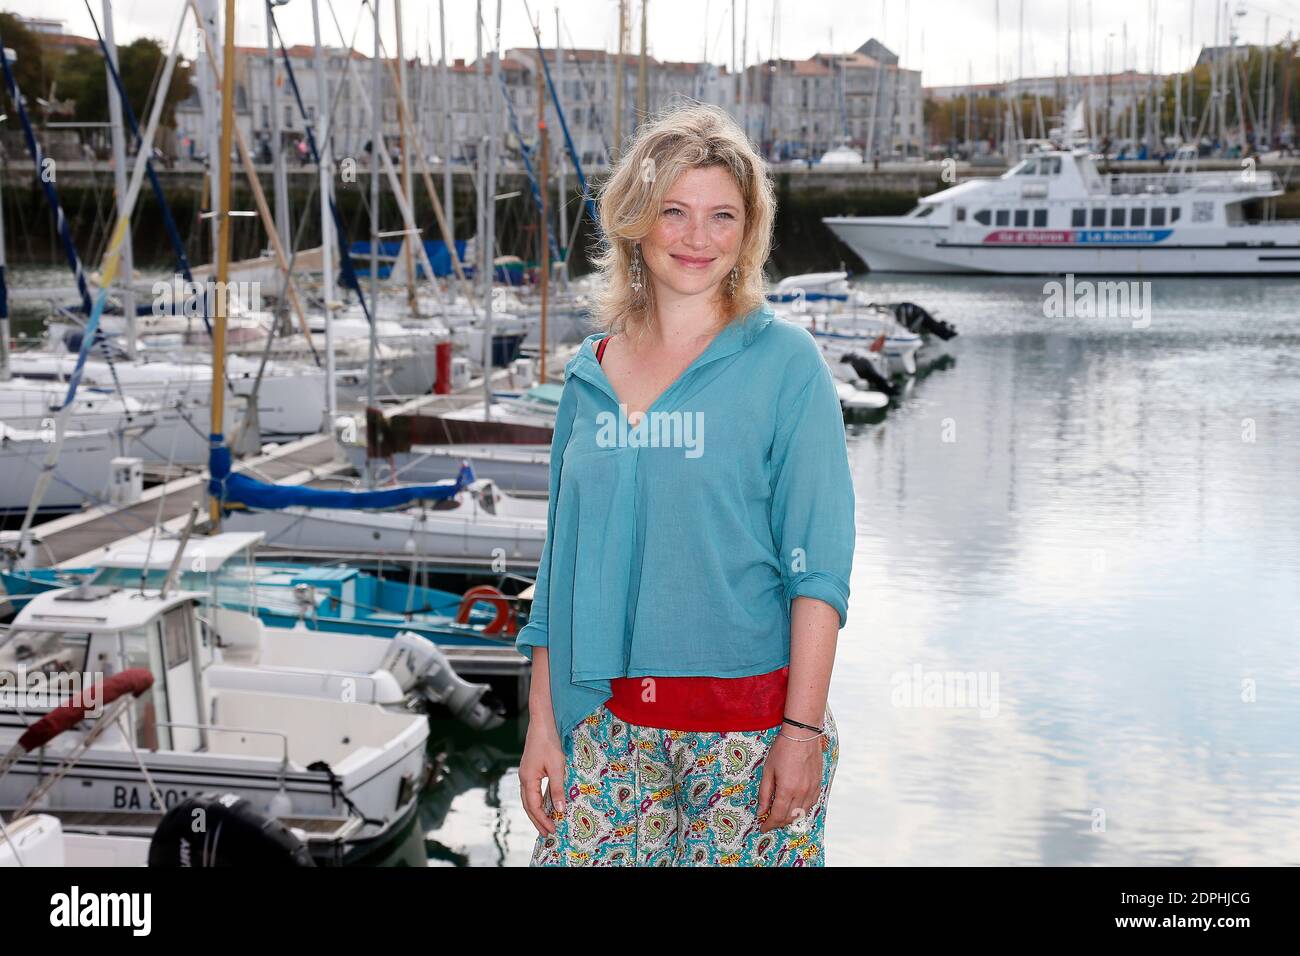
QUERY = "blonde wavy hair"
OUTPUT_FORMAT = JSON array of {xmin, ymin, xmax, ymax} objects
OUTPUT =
[{"xmin": 589, "ymin": 100, "xmax": 775, "ymax": 339}]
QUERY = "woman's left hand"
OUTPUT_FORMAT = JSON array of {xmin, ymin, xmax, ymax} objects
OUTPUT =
[{"xmin": 757, "ymin": 729, "xmax": 826, "ymax": 833}]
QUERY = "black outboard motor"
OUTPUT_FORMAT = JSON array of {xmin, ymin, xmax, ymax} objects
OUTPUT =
[
  {"xmin": 892, "ymin": 302, "xmax": 958, "ymax": 340},
  {"xmin": 148, "ymin": 793, "xmax": 317, "ymax": 867},
  {"xmin": 840, "ymin": 352, "xmax": 896, "ymax": 396}
]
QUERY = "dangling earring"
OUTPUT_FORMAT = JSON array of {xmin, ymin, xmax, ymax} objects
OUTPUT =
[
  {"xmin": 728, "ymin": 266, "xmax": 739, "ymax": 296},
  {"xmin": 629, "ymin": 244, "xmax": 644, "ymax": 293}
]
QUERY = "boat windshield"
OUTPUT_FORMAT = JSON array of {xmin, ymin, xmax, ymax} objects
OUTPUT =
[
  {"xmin": 1009, "ymin": 156, "xmax": 1062, "ymax": 176},
  {"xmin": 90, "ymin": 561, "xmax": 257, "ymax": 608},
  {"xmin": 0, "ymin": 629, "xmax": 91, "ymax": 676}
]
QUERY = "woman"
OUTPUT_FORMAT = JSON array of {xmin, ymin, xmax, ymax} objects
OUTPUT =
[{"xmin": 516, "ymin": 102, "xmax": 855, "ymax": 867}]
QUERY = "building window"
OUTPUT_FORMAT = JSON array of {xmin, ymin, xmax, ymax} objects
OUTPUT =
[
  {"xmin": 974, "ymin": 209, "xmax": 991, "ymax": 225},
  {"xmin": 1091, "ymin": 207, "xmax": 1105, "ymax": 227},
  {"xmin": 1033, "ymin": 209, "xmax": 1047, "ymax": 227},
  {"xmin": 995, "ymin": 209, "xmax": 1009, "ymax": 226},
  {"xmin": 1014, "ymin": 209, "xmax": 1028, "ymax": 227},
  {"xmin": 1072, "ymin": 208, "xmax": 1086, "ymax": 227},
  {"xmin": 1151, "ymin": 207, "xmax": 1166, "ymax": 226},
  {"xmin": 1130, "ymin": 207, "xmax": 1146, "ymax": 226}
]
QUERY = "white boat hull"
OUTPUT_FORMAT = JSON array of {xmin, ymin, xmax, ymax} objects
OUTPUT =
[
  {"xmin": 0, "ymin": 690, "xmax": 427, "ymax": 850},
  {"xmin": 0, "ymin": 428, "xmax": 127, "ymax": 514},
  {"xmin": 342, "ymin": 441, "xmax": 551, "ymax": 494},
  {"xmin": 825, "ymin": 217, "xmax": 1300, "ymax": 274},
  {"xmin": 222, "ymin": 496, "xmax": 548, "ymax": 562}
]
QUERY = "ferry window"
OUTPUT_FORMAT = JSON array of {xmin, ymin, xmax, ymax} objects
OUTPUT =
[
  {"xmin": 974, "ymin": 209, "xmax": 991, "ymax": 225},
  {"xmin": 1042, "ymin": 157, "xmax": 1061, "ymax": 175},
  {"xmin": 1170, "ymin": 207, "xmax": 1181, "ymax": 222},
  {"xmin": 1033, "ymin": 209, "xmax": 1048, "ymax": 227},
  {"xmin": 1090, "ymin": 208, "xmax": 1105, "ymax": 227},
  {"xmin": 1014, "ymin": 209, "xmax": 1028, "ymax": 227},
  {"xmin": 915, "ymin": 205, "xmax": 934, "ymax": 218},
  {"xmin": 956, "ymin": 207, "xmax": 967, "ymax": 222},
  {"xmin": 1130, "ymin": 207, "xmax": 1146, "ymax": 226},
  {"xmin": 1071, "ymin": 209, "xmax": 1086, "ymax": 227},
  {"xmin": 1151, "ymin": 207, "xmax": 1166, "ymax": 226},
  {"xmin": 1014, "ymin": 159, "xmax": 1038, "ymax": 175},
  {"xmin": 1111, "ymin": 208, "xmax": 1126, "ymax": 227},
  {"xmin": 995, "ymin": 210, "xmax": 1010, "ymax": 226}
]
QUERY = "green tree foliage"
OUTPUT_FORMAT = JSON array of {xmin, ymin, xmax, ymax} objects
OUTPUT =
[
  {"xmin": 57, "ymin": 36, "xmax": 192, "ymax": 127},
  {"xmin": 0, "ymin": 13, "xmax": 52, "ymax": 114}
]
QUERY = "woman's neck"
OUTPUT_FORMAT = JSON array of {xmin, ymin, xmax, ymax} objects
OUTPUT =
[{"xmin": 647, "ymin": 285, "xmax": 725, "ymax": 349}]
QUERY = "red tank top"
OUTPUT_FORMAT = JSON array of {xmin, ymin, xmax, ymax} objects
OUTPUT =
[{"xmin": 593, "ymin": 333, "xmax": 789, "ymax": 732}]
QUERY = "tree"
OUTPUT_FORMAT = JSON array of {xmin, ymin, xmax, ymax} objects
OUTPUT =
[
  {"xmin": 58, "ymin": 36, "xmax": 192, "ymax": 128},
  {"xmin": 0, "ymin": 14, "xmax": 51, "ymax": 117}
]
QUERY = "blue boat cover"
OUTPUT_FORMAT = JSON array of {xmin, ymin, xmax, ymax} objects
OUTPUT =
[{"xmin": 209, "ymin": 441, "xmax": 475, "ymax": 510}]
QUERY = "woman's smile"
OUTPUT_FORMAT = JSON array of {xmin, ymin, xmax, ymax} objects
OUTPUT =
[{"xmin": 669, "ymin": 253, "xmax": 717, "ymax": 269}]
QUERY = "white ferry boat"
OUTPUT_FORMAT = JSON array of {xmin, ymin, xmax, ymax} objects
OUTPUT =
[{"xmin": 823, "ymin": 149, "xmax": 1300, "ymax": 274}]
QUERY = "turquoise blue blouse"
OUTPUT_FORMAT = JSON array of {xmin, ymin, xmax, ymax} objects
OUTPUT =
[{"xmin": 515, "ymin": 303, "xmax": 856, "ymax": 739}]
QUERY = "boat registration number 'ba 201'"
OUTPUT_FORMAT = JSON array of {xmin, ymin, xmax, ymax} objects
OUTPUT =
[{"xmin": 114, "ymin": 785, "xmax": 196, "ymax": 810}]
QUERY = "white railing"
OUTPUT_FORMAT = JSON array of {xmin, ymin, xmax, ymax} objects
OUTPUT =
[
  {"xmin": 1225, "ymin": 218, "xmax": 1300, "ymax": 227},
  {"xmin": 1106, "ymin": 171, "xmax": 1279, "ymax": 195}
]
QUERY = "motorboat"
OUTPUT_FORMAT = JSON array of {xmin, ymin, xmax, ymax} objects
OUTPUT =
[
  {"xmin": 824, "ymin": 147, "xmax": 1300, "ymax": 274},
  {"xmin": 0, "ymin": 585, "xmax": 429, "ymax": 862}
]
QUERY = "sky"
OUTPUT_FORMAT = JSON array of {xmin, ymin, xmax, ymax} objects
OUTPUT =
[{"xmin": 3, "ymin": 0, "xmax": 1298, "ymax": 87}]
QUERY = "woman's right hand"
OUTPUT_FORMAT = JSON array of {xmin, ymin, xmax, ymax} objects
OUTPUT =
[{"xmin": 519, "ymin": 720, "xmax": 567, "ymax": 837}]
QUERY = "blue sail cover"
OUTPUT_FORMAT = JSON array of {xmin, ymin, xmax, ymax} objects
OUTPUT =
[
  {"xmin": 349, "ymin": 239, "xmax": 470, "ymax": 279},
  {"xmin": 209, "ymin": 442, "xmax": 475, "ymax": 510}
]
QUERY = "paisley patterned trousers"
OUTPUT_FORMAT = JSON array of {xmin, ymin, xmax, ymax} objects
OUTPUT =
[{"xmin": 530, "ymin": 702, "xmax": 839, "ymax": 866}]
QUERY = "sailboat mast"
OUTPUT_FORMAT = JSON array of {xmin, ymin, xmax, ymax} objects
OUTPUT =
[
  {"xmin": 369, "ymin": 0, "xmax": 382, "ymax": 430},
  {"xmin": 483, "ymin": 0, "xmax": 502, "ymax": 421},
  {"xmin": 615, "ymin": 0, "xmax": 627, "ymax": 160},
  {"xmin": 211, "ymin": 0, "xmax": 237, "ymax": 529},
  {"xmin": 638, "ymin": 0, "xmax": 648, "ymax": 130},
  {"xmin": 267, "ymin": 1, "xmax": 290, "ymax": 252},
  {"xmin": 102, "ymin": 0, "xmax": 136, "ymax": 360},
  {"xmin": 556, "ymin": 7, "xmax": 568, "ymax": 285},
  {"xmin": 396, "ymin": 0, "xmax": 418, "ymax": 316},
  {"xmin": 310, "ymin": 0, "xmax": 337, "ymax": 429},
  {"xmin": 439, "ymin": 0, "xmax": 455, "ymax": 269},
  {"xmin": 537, "ymin": 41, "xmax": 550, "ymax": 385}
]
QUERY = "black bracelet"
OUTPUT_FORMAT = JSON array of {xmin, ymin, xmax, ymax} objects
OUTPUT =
[{"xmin": 782, "ymin": 715, "xmax": 822, "ymax": 733}]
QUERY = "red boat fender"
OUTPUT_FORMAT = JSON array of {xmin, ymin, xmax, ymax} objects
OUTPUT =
[
  {"xmin": 455, "ymin": 586, "xmax": 518, "ymax": 636},
  {"xmin": 16, "ymin": 669, "xmax": 154, "ymax": 753}
]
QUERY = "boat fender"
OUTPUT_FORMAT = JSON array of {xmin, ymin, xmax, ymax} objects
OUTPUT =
[
  {"xmin": 840, "ymin": 352, "xmax": 897, "ymax": 397},
  {"xmin": 455, "ymin": 585, "xmax": 518, "ymax": 635},
  {"xmin": 147, "ymin": 792, "xmax": 316, "ymax": 867}
]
